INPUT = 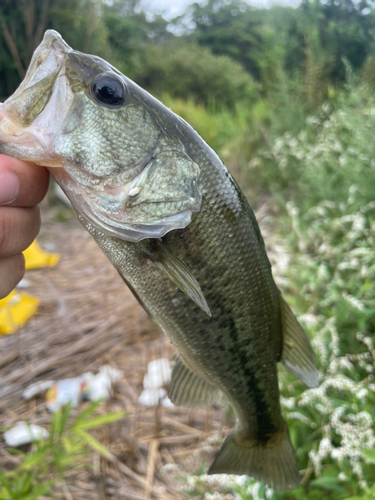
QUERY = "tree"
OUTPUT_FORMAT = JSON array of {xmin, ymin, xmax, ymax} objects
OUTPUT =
[
  {"xmin": 0, "ymin": 0, "xmax": 110, "ymax": 99},
  {"xmin": 173, "ymin": 0, "xmax": 265, "ymax": 80},
  {"xmin": 284, "ymin": 0, "xmax": 375, "ymax": 83},
  {"xmin": 102, "ymin": 0, "xmax": 170, "ymax": 77},
  {"xmin": 131, "ymin": 41, "xmax": 258, "ymax": 108}
]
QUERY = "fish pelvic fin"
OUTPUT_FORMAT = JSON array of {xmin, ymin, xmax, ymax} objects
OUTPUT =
[
  {"xmin": 208, "ymin": 420, "xmax": 300, "ymax": 492},
  {"xmin": 152, "ymin": 242, "xmax": 211, "ymax": 317},
  {"xmin": 280, "ymin": 296, "xmax": 319, "ymax": 388},
  {"xmin": 169, "ymin": 354, "xmax": 222, "ymax": 408}
]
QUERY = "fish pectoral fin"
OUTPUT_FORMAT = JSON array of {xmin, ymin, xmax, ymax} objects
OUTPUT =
[
  {"xmin": 169, "ymin": 354, "xmax": 222, "ymax": 408},
  {"xmin": 152, "ymin": 242, "xmax": 211, "ymax": 317},
  {"xmin": 280, "ymin": 296, "xmax": 319, "ymax": 388}
]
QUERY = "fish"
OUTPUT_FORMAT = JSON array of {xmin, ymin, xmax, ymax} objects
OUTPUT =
[{"xmin": 0, "ymin": 30, "xmax": 319, "ymax": 490}]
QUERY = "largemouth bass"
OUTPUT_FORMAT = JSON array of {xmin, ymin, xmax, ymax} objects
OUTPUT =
[{"xmin": 0, "ymin": 31, "xmax": 318, "ymax": 490}]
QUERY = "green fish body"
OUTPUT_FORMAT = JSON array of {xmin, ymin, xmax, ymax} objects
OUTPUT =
[{"xmin": 0, "ymin": 31, "xmax": 318, "ymax": 491}]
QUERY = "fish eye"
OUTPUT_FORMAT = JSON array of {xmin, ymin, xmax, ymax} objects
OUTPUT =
[{"xmin": 91, "ymin": 74, "xmax": 126, "ymax": 106}]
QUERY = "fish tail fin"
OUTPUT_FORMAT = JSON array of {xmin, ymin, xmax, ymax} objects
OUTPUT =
[{"xmin": 207, "ymin": 420, "xmax": 300, "ymax": 491}]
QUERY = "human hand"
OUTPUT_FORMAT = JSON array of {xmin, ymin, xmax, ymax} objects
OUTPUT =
[{"xmin": 0, "ymin": 110, "xmax": 50, "ymax": 299}]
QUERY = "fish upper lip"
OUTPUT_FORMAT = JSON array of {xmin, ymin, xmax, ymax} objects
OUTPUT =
[
  {"xmin": 1, "ymin": 32, "xmax": 70, "ymax": 128},
  {"xmin": 21, "ymin": 31, "xmax": 70, "ymax": 92}
]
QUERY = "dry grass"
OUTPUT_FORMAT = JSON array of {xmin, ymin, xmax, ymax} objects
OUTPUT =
[{"xmin": 0, "ymin": 205, "xmax": 232, "ymax": 499}]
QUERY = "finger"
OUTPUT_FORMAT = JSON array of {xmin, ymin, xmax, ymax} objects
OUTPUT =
[
  {"xmin": 0, "ymin": 155, "xmax": 50, "ymax": 207},
  {"xmin": 0, "ymin": 206, "xmax": 40, "ymax": 258},
  {"xmin": 0, "ymin": 253, "xmax": 25, "ymax": 299}
]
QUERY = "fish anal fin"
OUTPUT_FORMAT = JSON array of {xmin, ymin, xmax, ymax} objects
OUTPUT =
[
  {"xmin": 280, "ymin": 297, "xmax": 319, "ymax": 388},
  {"xmin": 152, "ymin": 242, "xmax": 211, "ymax": 317},
  {"xmin": 169, "ymin": 354, "xmax": 221, "ymax": 408},
  {"xmin": 208, "ymin": 420, "xmax": 300, "ymax": 492}
]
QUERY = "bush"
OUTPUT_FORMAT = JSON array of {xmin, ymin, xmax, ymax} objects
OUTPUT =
[
  {"xmin": 258, "ymin": 85, "xmax": 375, "ymax": 209},
  {"xmin": 276, "ymin": 190, "xmax": 375, "ymax": 499},
  {"xmin": 129, "ymin": 43, "xmax": 259, "ymax": 109}
]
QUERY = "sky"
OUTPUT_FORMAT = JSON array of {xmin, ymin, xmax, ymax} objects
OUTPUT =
[
  {"xmin": 141, "ymin": 0, "xmax": 195, "ymax": 19},
  {"xmin": 141, "ymin": 0, "xmax": 299, "ymax": 19}
]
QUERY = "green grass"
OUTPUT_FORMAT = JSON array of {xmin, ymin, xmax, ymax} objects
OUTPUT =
[{"xmin": 0, "ymin": 401, "xmax": 125, "ymax": 499}]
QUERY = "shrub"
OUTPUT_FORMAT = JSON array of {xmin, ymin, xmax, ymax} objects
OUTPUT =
[
  {"xmin": 129, "ymin": 43, "xmax": 259, "ymax": 109},
  {"xmin": 259, "ymin": 86, "xmax": 375, "ymax": 209}
]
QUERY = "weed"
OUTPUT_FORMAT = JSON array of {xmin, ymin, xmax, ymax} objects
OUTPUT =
[{"xmin": 0, "ymin": 401, "xmax": 125, "ymax": 499}]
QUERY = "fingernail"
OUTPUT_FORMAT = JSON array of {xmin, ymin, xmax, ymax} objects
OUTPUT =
[{"xmin": 0, "ymin": 171, "xmax": 19, "ymax": 205}]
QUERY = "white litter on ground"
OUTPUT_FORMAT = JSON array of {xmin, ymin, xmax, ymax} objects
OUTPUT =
[
  {"xmin": 22, "ymin": 380, "xmax": 55, "ymax": 400},
  {"xmin": 138, "ymin": 358, "xmax": 173, "ymax": 407},
  {"xmin": 143, "ymin": 358, "xmax": 171, "ymax": 389},
  {"xmin": 87, "ymin": 365, "xmax": 123, "ymax": 402},
  {"xmin": 138, "ymin": 388, "xmax": 167, "ymax": 406},
  {"xmin": 45, "ymin": 366, "xmax": 123, "ymax": 412},
  {"xmin": 4, "ymin": 422, "xmax": 49, "ymax": 447},
  {"xmin": 46, "ymin": 377, "xmax": 85, "ymax": 412}
]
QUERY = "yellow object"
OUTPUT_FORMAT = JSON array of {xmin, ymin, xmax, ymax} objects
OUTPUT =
[
  {"xmin": 23, "ymin": 239, "xmax": 60, "ymax": 270},
  {"xmin": 0, "ymin": 240, "xmax": 59, "ymax": 334},
  {"xmin": 0, "ymin": 291, "xmax": 40, "ymax": 335}
]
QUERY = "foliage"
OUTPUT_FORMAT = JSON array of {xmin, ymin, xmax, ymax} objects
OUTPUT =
[
  {"xmin": 0, "ymin": 0, "xmax": 111, "ymax": 100},
  {"xmin": 3, "ymin": 0, "xmax": 375, "ymax": 107},
  {"xmin": 131, "ymin": 42, "xmax": 258, "ymax": 109},
  {"xmin": 161, "ymin": 94, "xmax": 249, "ymax": 153},
  {"xmin": 102, "ymin": 0, "xmax": 170, "ymax": 76},
  {"xmin": 275, "ymin": 191, "xmax": 375, "ymax": 498},
  {"xmin": 49, "ymin": 0, "xmax": 110, "ymax": 58},
  {"xmin": 0, "ymin": 401, "xmax": 125, "ymax": 499},
  {"xmin": 253, "ymin": 84, "xmax": 375, "ymax": 208},
  {"xmin": 176, "ymin": 0, "xmax": 265, "ymax": 79}
]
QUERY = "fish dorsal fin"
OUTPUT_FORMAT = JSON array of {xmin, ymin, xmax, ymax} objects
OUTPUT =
[
  {"xmin": 152, "ymin": 242, "xmax": 211, "ymax": 317},
  {"xmin": 169, "ymin": 354, "xmax": 222, "ymax": 408},
  {"xmin": 280, "ymin": 297, "xmax": 319, "ymax": 388}
]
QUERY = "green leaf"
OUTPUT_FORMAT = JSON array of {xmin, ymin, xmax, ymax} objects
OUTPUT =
[
  {"xmin": 73, "ymin": 411, "xmax": 126, "ymax": 430},
  {"xmin": 362, "ymin": 448, "xmax": 375, "ymax": 464},
  {"xmin": 70, "ymin": 400, "xmax": 102, "ymax": 428},
  {"xmin": 310, "ymin": 475, "xmax": 347, "ymax": 493},
  {"xmin": 47, "ymin": 409, "xmax": 60, "ymax": 446},
  {"xmin": 74, "ymin": 429, "xmax": 112, "ymax": 458},
  {"xmin": 5, "ymin": 448, "xmax": 26, "ymax": 457},
  {"xmin": 21, "ymin": 481, "xmax": 54, "ymax": 500},
  {"xmin": 20, "ymin": 448, "xmax": 49, "ymax": 470},
  {"xmin": 58, "ymin": 402, "xmax": 72, "ymax": 437},
  {"xmin": 0, "ymin": 468, "xmax": 12, "ymax": 495},
  {"xmin": 62, "ymin": 436, "xmax": 75, "ymax": 454},
  {"xmin": 20, "ymin": 471, "xmax": 33, "ymax": 495}
]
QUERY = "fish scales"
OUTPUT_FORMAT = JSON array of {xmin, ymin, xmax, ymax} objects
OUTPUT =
[{"xmin": 0, "ymin": 30, "xmax": 319, "ymax": 491}]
